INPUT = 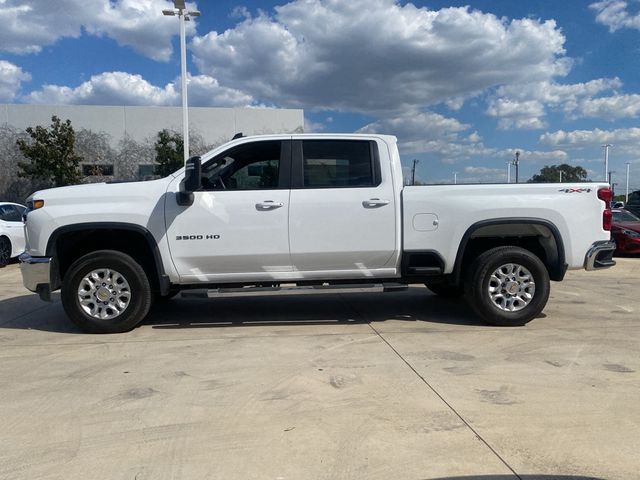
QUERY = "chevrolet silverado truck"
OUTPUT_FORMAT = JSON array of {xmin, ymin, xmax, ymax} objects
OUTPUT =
[{"xmin": 19, "ymin": 134, "xmax": 616, "ymax": 333}]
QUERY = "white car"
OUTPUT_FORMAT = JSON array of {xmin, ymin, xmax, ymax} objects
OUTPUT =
[{"xmin": 0, "ymin": 202, "xmax": 26, "ymax": 266}]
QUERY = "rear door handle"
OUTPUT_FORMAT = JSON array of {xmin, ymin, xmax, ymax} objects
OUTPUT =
[
  {"xmin": 256, "ymin": 200, "xmax": 284, "ymax": 211},
  {"xmin": 362, "ymin": 198, "xmax": 390, "ymax": 208}
]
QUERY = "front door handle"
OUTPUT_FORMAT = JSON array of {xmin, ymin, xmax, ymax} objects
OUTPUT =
[
  {"xmin": 362, "ymin": 198, "xmax": 390, "ymax": 208},
  {"xmin": 256, "ymin": 200, "xmax": 284, "ymax": 211}
]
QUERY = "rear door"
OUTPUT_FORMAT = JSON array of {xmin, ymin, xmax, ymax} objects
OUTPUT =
[
  {"xmin": 288, "ymin": 138, "xmax": 397, "ymax": 277},
  {"xmin": 165, "ymin": 140, "xmax": 293, "ymax": 283}
]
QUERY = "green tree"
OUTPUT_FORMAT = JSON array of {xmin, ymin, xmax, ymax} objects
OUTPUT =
[
  {"xmin": 528, "ymin": 164, "xmax": 589, "ymax": 183},
  {"xmin": 154, "ymin": 129, "xmax": 184, "ymax": 176},
  {"xmin": 16, "ymin": 116, "xmax": 83, "ymax": 187}
]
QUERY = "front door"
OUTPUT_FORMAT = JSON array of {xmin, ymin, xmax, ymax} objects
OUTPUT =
[{"xmin": 165, "ymin": 139, "xmax": 293, "ymax": 283}]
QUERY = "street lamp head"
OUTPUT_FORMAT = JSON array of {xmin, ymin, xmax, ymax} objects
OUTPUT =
[
  {"xmin": 188, "ymin": 10, "xmax": 201, "ymax": 17},
  {"xmin": 162, "ymin": 9, "xmax": 176, "ymax": 16},
  {"xmin": 173, "ymin": 0, "xmax": 187, "ymax": 9}
]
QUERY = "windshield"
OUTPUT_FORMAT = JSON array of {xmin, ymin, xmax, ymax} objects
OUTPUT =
[{"xmin": 613, "ymin": 210, "xmax": 640, "ymax": 223}]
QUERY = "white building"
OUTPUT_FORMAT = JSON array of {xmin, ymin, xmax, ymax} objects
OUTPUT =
[{"xmin": 0, "ymin": 104, "xmax": 304, "ymax": 201}]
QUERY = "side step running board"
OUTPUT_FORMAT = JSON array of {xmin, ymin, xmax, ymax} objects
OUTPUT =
[{"xmin": 181, "ymin": 282, "xmax": 409, "ymax": 299}]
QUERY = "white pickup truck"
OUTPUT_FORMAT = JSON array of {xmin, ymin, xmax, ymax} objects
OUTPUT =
[{"xmin": 20, "ymin": 134, "xmax": 616, "ymax": 333}]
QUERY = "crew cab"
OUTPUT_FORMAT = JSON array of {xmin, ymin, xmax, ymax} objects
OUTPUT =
[{"xmin": 20, "ymin": 134, "xmax": 616, "ymax": 333}]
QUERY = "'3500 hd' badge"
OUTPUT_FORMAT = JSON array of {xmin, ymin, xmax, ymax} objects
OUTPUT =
[{"xmin": 176, "ymin": 234, "xmax": 220, "ymax": 240}]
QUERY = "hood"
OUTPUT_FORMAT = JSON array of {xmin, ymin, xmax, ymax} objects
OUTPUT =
[{"xmin": 28, "ymin": 177, "xmax": 172, "ymax": 203}]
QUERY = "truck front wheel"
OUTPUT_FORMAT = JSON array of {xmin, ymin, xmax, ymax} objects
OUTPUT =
[
  {"xmin": 465, "ymin": 246, "xmax": 550, "ymax": 327},
  {"xmin": 61, "ymin": 250, "xmax": 152, "ymax": 333}
]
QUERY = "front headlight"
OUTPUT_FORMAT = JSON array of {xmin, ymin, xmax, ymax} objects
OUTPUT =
[{"xmin": 622, "ymin": 229, "xmax": 640, "ymax": 238}]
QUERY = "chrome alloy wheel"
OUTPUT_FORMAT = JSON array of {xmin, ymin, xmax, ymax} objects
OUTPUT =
[
  {"xmin": 488, "ymin": 263, "xmax": 536, "ymax": 312},
  {"xmin": 77, "ymin": 268, "xmax": 131, "ymax": 320}
]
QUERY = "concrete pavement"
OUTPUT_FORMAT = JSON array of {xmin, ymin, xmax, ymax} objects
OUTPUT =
[{"xmin": 0, "ymin": 260, "xmax": 638, "ymax": 480}]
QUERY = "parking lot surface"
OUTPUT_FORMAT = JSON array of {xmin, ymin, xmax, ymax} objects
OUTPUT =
[{"xmin": 0, "ymin": 260, "xmax": 639, "ymax": 480}]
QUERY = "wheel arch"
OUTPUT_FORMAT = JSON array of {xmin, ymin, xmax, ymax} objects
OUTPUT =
[
  {"xmin": 46, "ymin": 222, "xmax": 170, "ymax": 295},
  {"xmin": 453, "ymin": 218, "xmax": 567, "ymax": 284}
]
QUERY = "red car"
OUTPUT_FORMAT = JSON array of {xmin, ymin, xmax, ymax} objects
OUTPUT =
[{"xmin": 612, "ymin": 209, "xmax": 640, "ymax": 255}]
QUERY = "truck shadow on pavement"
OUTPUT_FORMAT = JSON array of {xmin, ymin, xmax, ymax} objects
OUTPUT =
[
  {"xmin": 147, "ymin": 289, "xmax": 513, "ymax": 330},
  {"xmin": 0, "ymin": 288, "xmax": 519, "ymax": 333}
]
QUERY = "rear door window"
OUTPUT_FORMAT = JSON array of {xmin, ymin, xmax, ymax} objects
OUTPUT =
[{"xmin": 301, "ymin": 140, "xmax": 378, "ymax": 188}]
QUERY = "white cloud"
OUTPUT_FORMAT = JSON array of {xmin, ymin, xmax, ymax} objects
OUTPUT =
[
  {"xmin": 304, "ymin": 117, "xmax": 326, "ymax": 132},
  {"xmin": 24, "ymin": 72, "xmax": 253, "ymax": 107},
  {"xmin": 0, "ymin": 0, "xmax": 198, "ymax": 61},
  {"xmin": 539, "ymin": 127, "xmax": 640, "ymax": 163},
  {"xmin": 496, "ymin": 148, "xmax": 568, "ymax": 163},
  {"xmin": 590, "ymin": 0, "xmax": 640, "ymax": 31},
  {"xmin": 540, "ymin": 127, "xmax": 640, "ymax": 152},
  {"xmin": 192, "ymin": 0, "xmax": 569, "ymax": 114},
  {"xmin": 357, "ymin": 110, "xmax": 491, "ymax": 159},
  {"xmin": 0, "ymin": 61, "xmax": 31, "ymax": 102},
  {"xmin": 464, "ymin": 166, "xmax": 504, "ymax": 175},
  {"xmin": 486, "ymin": 78, "xmax": 623, "ymax": 128},
  {"xmin": 576, "ymin": 93, "xmax": 640, "ymax": 119},
  {"xmin": 486, "ymin": 99, "xmax": 547, "ymax": 130}
]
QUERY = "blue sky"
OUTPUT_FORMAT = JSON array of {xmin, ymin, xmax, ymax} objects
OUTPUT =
[{"xmin": 1, "ymin": 0, "xmax": 639, "ymax": 189}]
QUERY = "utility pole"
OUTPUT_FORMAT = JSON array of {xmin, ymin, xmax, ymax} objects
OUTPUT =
[
  {"xmin": 506, "ymin": 161, "xmax": 511, "ymax": 183},
  {"xmin": 608, "ymin": 171, "xmax": 615, "ymax": 198},
  {"xmin": 626, "ymin": 162, "xmax": 631, "ymax": 204},
  {"xmin": 602, "ymin": 144, "xmax": 612, "ymax": 183},
  {"xmin": 512, "ymin": 151, "xmax": 520, "ymax": 183},
  {"xmin": 411, "ymin": 159, "xmax": 419, "ymax": 185}
]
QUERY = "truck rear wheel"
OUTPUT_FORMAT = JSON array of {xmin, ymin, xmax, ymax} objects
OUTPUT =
[
  {"xmin": 61, "ymin": 250, "xmax": 152, "ymax": 333},
  {"xmin": 465, "ymin": 246, "xmax": 550, "ymax": 327}
]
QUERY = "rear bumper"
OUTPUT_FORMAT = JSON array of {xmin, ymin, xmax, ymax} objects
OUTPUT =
[
  {"xmin": 19, "ymin": 253, "xmax": 53, "ymax": 301},
  {"xmin": 584, "ymin": 240, "xmax": 616, "ymax": 270}
]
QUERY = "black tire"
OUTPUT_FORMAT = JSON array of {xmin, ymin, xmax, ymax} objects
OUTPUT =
[
  {"xmin": 0, "ymin": 236, "xmax": 11, "ymax": 267},
  {"xmin": 61, "ymin": 250, "xmax": 152, "ymax": 333},
  {"xmin": 465, "ymin": 246, "xmax": 550, "ymax": 327},
  {"xmin": 425, "ymin": 282, "xmax": 464, "ymax": 298}
]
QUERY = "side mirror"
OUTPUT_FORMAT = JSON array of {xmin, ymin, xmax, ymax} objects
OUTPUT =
[{"xmin": 177, "ymin": 156, "xmax": 201, "ymax": 206}]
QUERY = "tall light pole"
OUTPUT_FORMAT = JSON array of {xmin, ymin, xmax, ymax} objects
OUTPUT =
[
  {"xmin": 626, "ymin": 162, "xmax": 631, "ymax": 203},
  {"xmin": 163, "ymin": 1, "xmax": 201, "ymax": 164},
  {"xmin": 559, "ymin": 170, "xmax": 563, "ymax": 183},
  {"xmin": 512, "ymin": 151, "xmax": 520, "ymax": 183},
  {"xmin": 453, "ymin": 171, "xmax": 457, "ymax": 184},
  {"xmin": 506, "ymin": 161, "xmax": 511, "ymax": 183},
  {"xmin": 602, "ymin": 144, "xmax": 612, "ymax": 183}
]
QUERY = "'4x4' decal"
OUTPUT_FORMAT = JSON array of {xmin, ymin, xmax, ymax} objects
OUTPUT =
[{"xmin": 559, "ymin": 188, "xmax": 592, "ymax": 193}]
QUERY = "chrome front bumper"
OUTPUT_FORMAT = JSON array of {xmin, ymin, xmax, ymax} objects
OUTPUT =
[
  {"xmin": 19, "ymin": 253, "xmax": 53, "ymax": 300},
  {"xmin": 584, "ymin": 240, "xmax": 616, "ymax": 271}
]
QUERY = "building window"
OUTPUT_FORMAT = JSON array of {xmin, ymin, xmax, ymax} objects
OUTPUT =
[
  {"xmin": 138, "ymin": 164, "xmax": 156, "ymax": 178},
  {"xmin": 82, "ymin": 164, "xmax": 114, "ymax": 176}
]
